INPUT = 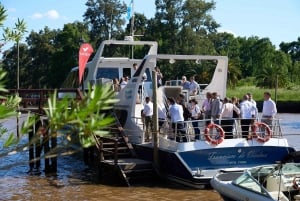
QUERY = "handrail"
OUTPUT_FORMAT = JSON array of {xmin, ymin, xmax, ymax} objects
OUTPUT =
[{"xmin": 134, "ymin": 116, "xmax": 284, "ymax": 143}]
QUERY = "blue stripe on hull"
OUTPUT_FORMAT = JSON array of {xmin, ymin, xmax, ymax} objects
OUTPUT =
[
  {"xmin": 178, "ymin": 146, "xmax": 296, "ymax": 170},
  {"xmin": 134, "ymin": 145, "xmax": 295, "ymax": 185}
]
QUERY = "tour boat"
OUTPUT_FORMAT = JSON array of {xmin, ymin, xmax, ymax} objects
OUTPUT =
[
  {"xmin": 116, "ymin": 53, "xmax": 295, "ymax": 188},
  {"xmin": 63, "ymin": 39, "xmax": 296, "ymax": 188}
]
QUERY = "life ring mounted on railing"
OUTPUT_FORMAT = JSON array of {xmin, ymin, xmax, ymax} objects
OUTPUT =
[
  {"xmin": 204, "ymin": 123, "xmax": 225, "ymax": 145},
  {"xmin": 293, "ymin": 176, "xmax": 300, "ymax": 190},
  {"xmin": 251, "ymin": 122, "xmax": 272, "ymax": 143}
]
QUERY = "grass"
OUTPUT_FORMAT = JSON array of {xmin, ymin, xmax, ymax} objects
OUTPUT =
[{"xmin": 226, "ymin": 86, "xmax": 300, "ymax": 102}]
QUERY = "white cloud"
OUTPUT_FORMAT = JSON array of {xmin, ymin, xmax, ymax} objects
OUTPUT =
[
  {"xmin": 8, "ymin": 8, "xmax": 17, "ymax": 12},
  {"xmin": 31, "ymin": 13, "xmax": 43, "ymax": 19},
  {"xmin": 44, "ymin": 10, "xmax": 60, "ymax": 19},
  {"xmin": 217, "ymin": 29, "xmax": 237, "ymax": 37},
  {"xmin": 30, "ymin": 9, "xmax": 60, "ymax": 20}
]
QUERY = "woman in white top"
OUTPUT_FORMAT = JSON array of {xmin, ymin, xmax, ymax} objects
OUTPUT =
[
  {"xmin": 220, "ymin": 97, "xmax": 240, "ymax": 139},
  {"xmin": 189, "ymin": 99, "xmax": 201, "ymax": 140}
]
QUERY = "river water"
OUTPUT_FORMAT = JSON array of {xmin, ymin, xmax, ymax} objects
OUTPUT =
[{"xmin": 0, "ymin": 114, "xmax": 299, "ymax": 201}]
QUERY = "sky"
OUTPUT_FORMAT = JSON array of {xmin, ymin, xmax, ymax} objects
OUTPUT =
[{"xmin": 1, "ymin": 0, "xmax": 300, "ymax": 52}]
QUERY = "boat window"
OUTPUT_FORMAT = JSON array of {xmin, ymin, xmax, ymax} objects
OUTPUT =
[
  {"xmin": 233, "ymin": 172, "xmax": 269, "ymax": 196},
  {"xmin": 281, "ymin": 163, "xmax": 300, "ymax": 174},
  {"xmin": 96, "ymin": 68, "xmax": 119, "ymax": 80},
  {"xmin": 123, "ymin": 68, "xmax": 131, "ymax": 78}
]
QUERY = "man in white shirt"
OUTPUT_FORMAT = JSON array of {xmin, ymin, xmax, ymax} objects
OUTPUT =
[
  {"xmin": 262, "ymin": 91, "xmax": 277, "ymax": 127},
  {"xmin": 240, "ymin": 94, "xmax": 257, "ymax": 138},
  {"xmin": 142, "ymin": 97, "xmax": 153, "ymax": 141},
  {"xmin": 168, "ymin": 97, "xmax": 186, "ymax": 142},
  {"xmin": 247, "ymin": 92, "xmax": 258, "ymax": 118}
]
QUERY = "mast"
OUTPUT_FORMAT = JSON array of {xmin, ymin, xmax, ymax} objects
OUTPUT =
[
  {"xmin": 130, "ymin": 0, "xmax": 135, "ymax": 58},
  {"xmin": 130, "ymin": 0, "xmax": 135, "ymax": 38}
]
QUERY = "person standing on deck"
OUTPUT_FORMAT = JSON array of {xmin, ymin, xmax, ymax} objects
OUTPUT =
[
  {"xmin": 211, "ymin": 92, "xmax": 221, "ymax": 123},
  {"xmin": 120, "ymin": 76, "xmax": 128, "ymax": 89},
  {"xmin": 158, "ymin": 103, "xmax": 167, "ymax": 132},
  {"xmin": 239, "ymin": 94, "xmax": 257, "ymax": 139},
  {"xmin": 189, "ymin": 76, "xmax": 199, "ymax": 96},
  {"xmin": 142, "ymin": 97, "xmax": 153, "ymax": 142},
  {"xmin": 202, "ymin": 92, "xmax": 212, "ymax": 125},
  {"xmin": 247, "ymin": 92, "xmax": 258, "ymax": 122},
  {"xmin": 220, "ymin": 97, "xmax": 240, "ymax": 139},
  {"xmin": 181, "ymin": 76, "xmax": 190, "ymax": 90},
  {"xmin": 168, "ymin": 97, "xmax": 186, "ymax": 142},
  {"xmin": 189, "ymin": 99, "xmax": 202, "ymax": 140},
  {"xmin": 262, "ymin": 91, "xmax": 277, "ymax": 128},
  {"xmin": 154, "ymin": 66, "xmax": 163, "ymax": 87}
]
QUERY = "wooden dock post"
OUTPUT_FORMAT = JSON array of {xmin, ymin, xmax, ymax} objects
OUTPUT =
[
  {"xmin": 152, "ymin": 70, "xmax": 159, "ymax": 169},
  {"xmin": 28, "ymin": 118, "xmax": 57, "ymax": 174}
]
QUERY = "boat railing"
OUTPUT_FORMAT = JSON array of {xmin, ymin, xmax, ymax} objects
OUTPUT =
[{"xmin": 133, "ymin": 116, "xmax": 284, "ymax": 143}]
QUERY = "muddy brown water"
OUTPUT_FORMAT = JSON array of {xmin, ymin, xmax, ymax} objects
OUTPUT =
[{"xmin": 0, "ymin": 114, "xmax": 299, "ymax": 201}]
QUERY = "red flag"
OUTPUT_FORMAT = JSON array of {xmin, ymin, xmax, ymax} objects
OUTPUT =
[{"xmin": 78, "ymin": 43, "xmax": 93, "ymax": 84}]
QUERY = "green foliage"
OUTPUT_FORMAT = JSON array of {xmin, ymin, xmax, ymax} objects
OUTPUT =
[
  {"xmin": 44, "ymin": 84, "xmax": 118, "ymax": 148},
  {"xmin": 0, "ymin": 3, "xmax": 7, "ymax": 27},
  {"xmin": 227, "ymin": 85, "xmax": 300, "ymax": 102},
  {"xmin": 3, "ymin": 18, "xmax": 27, "ymax": 43},
  {"xmin": 83, "ymin": 0, "xmax": 127, "ymax": 46}
]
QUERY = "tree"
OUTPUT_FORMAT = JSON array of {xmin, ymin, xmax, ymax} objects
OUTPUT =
[
  {"xmin": 256, "ymin": 51, "xmax": 290, "ymax": 88},
  {"xmin": 83, "ymin": 0, "xmax": 127, "ymax": 46},
  {"xmin": 0, "ymin": 3, "xmax": 7, "ymax": 53},
  {"xmin": 181, "ymin": 0, "xmax": 219, "ymax": 34},
  {"xmin": 237, "ymin": 36, "xmax": 259, "ymax": 78},
  {"xmin": 280, "ymin": 37, "xmax": 300, "ymax": 83},
  {"xmin": 2, "ymin": 18, "xmax": 27, "ymax": 90},
  {"xmin": 1, "ymin": 44, "xmax": 31, "ymax": 88},
  {"xmin": 25, "ymin": 27, "xmax": 58, "ymax": 88},
  {"xmin": 50, "ymin": 22, "xmax": 90, "ymax": 88}
]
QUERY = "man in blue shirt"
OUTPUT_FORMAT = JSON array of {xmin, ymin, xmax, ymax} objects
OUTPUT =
[
  {"xmin": 181, "ymin": 76, "xmax": 190, "ymax": 90},
  {"xmin": 189, "ymin": 76, "xmax": 199, "ymax": 96}
]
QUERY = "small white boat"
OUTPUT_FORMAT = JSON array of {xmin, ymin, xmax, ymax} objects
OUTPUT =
[{"xmin": 211, "ymin": 152, "xmax": 300, "ymax": 201}]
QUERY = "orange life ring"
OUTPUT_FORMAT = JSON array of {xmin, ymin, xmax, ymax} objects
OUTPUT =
[
  {"xmin": 252, "ymin": 122, "xmax": 272, "ymax": 143},
  {"xmin": 204, "ymin": 123, "xmax": 225, "ymax": 145},
  {"xmin": 293, "ymin": 176, "xmax": 300, "ymax": 190}
]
